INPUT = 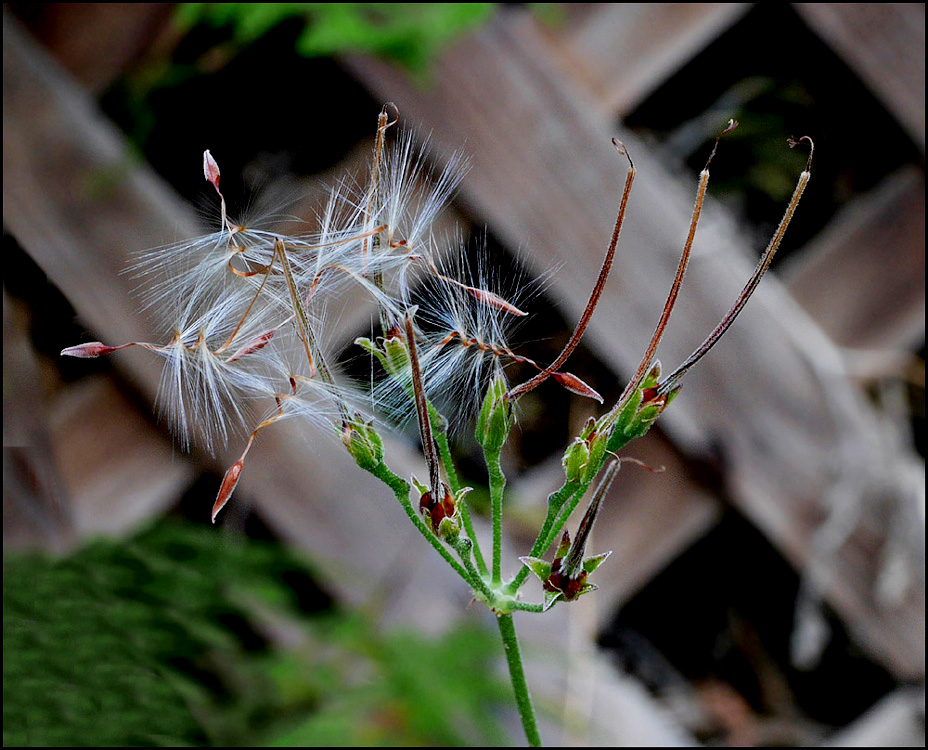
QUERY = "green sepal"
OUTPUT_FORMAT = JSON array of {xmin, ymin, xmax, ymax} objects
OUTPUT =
[
  {"xmin": 643, "ymin": 359, "xmax": 662, "ymax": 387},
  {"xmin": 582, "ymin": 550, "xmax": 612, "ymax": 574},
  {"xmin": 626, "ymin": 403, "xmax": 662, "ymax": 439},
  {"xmin": 438, "ymin": 488, "xmax": 470, "ymax": 543},
  {"xmin": 616, "ymin": 387, "xmax": 644, "ymax": 434},
  {"xmin": 438, "ymin": 514, "xmax": 460, "ymax": 543},
  {"xmin": 637, "ymin": 403, "xmax": 661, "ymax": 423},
  {"xmin": 381, "ymin": 335, "xmax": 410, "ymax": 377},
  {"xmin": 411, "ymin": 475, "xmax": 429, "ymax": 498},
  {"xmin": 578, "ymin": 416, "xmax": 597, "ymax": 441},
  {"xmin": 562, "ymin": 438, "xmax": 590, "ymax": 483},
  {"xmin": 355, "ymin": 336, "xmax": 379, "ymax": 357},
  {"xmin": 576, "ymin": 582, "xmax": 598, "ymax": 597},
  {"xmin": 542, "ymin": 589, "xmax": 562, "ymax": 612},
  {"xmin": 453, "ymin": 486, "xmax": 473, "ymax": 509},
  {"xmin": 555, "ymin": 530, "xmax": 571, "ymax": 559},
  {"xmin": 518, "ymin": 556, "xmax": 552, "ymax": 583},
  {"xmin": 581, "ymin": 430, "xmax": 609, "ymax": 484},
  {"xmin": 476, "ymin": 375, "xmax": 512, "ymax": 451}
]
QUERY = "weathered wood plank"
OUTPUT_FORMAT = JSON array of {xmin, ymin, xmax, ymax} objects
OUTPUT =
[
  {"xmin": 783, "ymin": 167, "xmax": 925, "ymax": 350},
  {"xmin": 548, "ymin": 3, "xmax": 750, "ymax": 116},
  {"xmin": 47, "ymin": 375, "xmax": 197, "ymax": 537},
  {"xmin": 794, "ymin": 3, "xmax": 925, "ymax": 151},
  {"xmin": 3, "ymin": 290, "xmax": 74, "ymax": 552},
  {"xmin": 14, "ymin": 2, "xmax": 174, "ymax": 93}
]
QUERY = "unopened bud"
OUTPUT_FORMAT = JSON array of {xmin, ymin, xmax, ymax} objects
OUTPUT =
[
  {"xmin": 341, "ymin": 415, "xmax": 384, "ymax": 471},
  {"xmin": 476, "ymin": 375, "xmax": 512, "ymax": 450}
]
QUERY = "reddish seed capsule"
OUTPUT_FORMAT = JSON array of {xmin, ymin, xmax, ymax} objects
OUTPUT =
[
  {"xmin": 640, "ymin": 386, "xmax": 658, "ymax": 403},
  {"xmin": 419, "ymin": 484, "xmax": 455, "ymax": 533},
  {"xmin": 551, "ymin": 371, "xmax": 603, "ymax": 403},
  {"xmin": 60, "ymin": 342, "xmax": 121, "ymax": 358},
  {"xmin": 227, "ymin": 330, "xmax": 275, "ymax": 362},
  {"xmin": 203, "ymin": 149, "xmax": 221, "ymax": 193},
  {"xmin": 212, "ymin": 459, "xmax": 243, "ymax": 523}
]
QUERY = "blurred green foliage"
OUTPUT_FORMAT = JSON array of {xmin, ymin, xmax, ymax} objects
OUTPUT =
[
  {"xmin": 4, "ymin": 521, "xmax": 509, "ymax": 746},
  {"xmin": 177, "ymin": 3, "xmax": 499, "ymax": 71}
]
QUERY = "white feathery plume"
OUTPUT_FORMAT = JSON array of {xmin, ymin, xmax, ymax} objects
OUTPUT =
[{"xmin": 371, "ymin": 237, "xmax": 536, "ymax": 430}]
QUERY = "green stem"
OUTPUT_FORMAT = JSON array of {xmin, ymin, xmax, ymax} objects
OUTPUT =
[
  {"xmin": 486, "ymin": 446, "xmax": 506, "ymax": 585},
  {"xmin": 368, "ymin": 462, "xmax": 477, "ymax": 589},
  {"xmin": 454, "ymin": 539, "xmax": 495, "ymax": 603},
  {"xmin": 428, "ymin": 402, "xmax": 461, "ymax": 493},
  {"xmin": 429, "ymin": 401, "xmax": 488, "ymax": 577},
  {"xmin": 506, "ymin": 480, "xmax": 580, "ymax": 594},
  {"xmin": 548, "ymin": 486, "xmax": 590, "ymax": 554},
  {"xmin": 497, "ymin": 613, "xmax": 542, "ymax": 747}
]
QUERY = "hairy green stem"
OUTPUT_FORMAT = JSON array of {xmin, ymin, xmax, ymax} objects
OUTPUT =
[
  {"xmin": 367, "ymin": 462, "xmax": 477, "ymax": 589},
  {"xmin": 428, "ymin": 402, "xmax": 461, "ymax": 493},
  {"xmin": 486, "ymin": 446, "xmax": 506, "ymax": 585},
  {"xmin": 497, "ymin": 614, "xmax": 542, "ymax": 747},
  {"xmin": 429, "ymin": 401, "xmax": 488, "ymax": 577},
  {"xmin": 454, "ymin": 539, "xmax": 495, "ymax": 603},
  {"xmin": 506, "ymin": 480, "xmax": 580, "ymax": 594}
]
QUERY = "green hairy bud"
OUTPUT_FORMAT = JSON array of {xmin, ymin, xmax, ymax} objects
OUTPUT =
[
  {"xmin": 476, "ymin": 375, "xmax": 512, "ymax": 451},
  {"xmin": 356, "ymin": 332, "xmax": 409, "ymax": 379},
  {"xmin": 341, "ymin": 415, "xmax": 384, "ymax": 471},
  {"xmin": 562, "ymin": 437, "xmax": 590, "ymax": 483}
]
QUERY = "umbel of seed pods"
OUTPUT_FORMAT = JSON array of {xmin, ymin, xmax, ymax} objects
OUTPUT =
[{"xmin": 62, "ymin": 112, "xmax": 813, "ymax": 591}]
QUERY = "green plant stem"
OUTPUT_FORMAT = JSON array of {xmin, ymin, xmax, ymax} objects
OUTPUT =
[
  {"xmin": 497, "ymin": 613, "xmax": 542, "ymax": 747},
  {"xmin": 454, "ymin": 539, "xmax": 495, "ymax": 603},
  {"xmin": 428, "ymin": 401, "xmax": 488, "ymax": 577},
  {"xmin": 428, "ymin": 402, "xmax": 461, "ymax": 493},
  {"xmin": 486, "ymin": 446, "xmax": 505, "ymax": 585},
  {"xmin": 368, "ymin": 462, "xmax": 477, "ymax": 589},
  {"xmin": 506, "ymin": 480, "xmax": 581, "ymax": 594}
]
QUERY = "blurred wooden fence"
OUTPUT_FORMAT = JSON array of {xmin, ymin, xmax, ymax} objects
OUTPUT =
[{"xmin": 4, "ymin": 4, "xmax": 924, "ymax": 743}]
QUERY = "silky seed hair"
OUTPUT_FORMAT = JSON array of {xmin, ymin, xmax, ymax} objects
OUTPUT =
[{"xmin": 370, "ymin": 237, "xmax": 538, "ymax": 431}]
